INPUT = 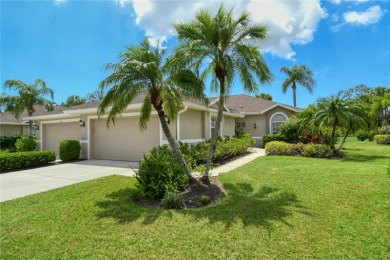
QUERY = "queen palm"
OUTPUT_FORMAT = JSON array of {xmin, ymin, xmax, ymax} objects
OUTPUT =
[
  {"xmin": 0, "ymin": 79, "xmax": 54, "ymax": 133},
  {"xmin": 314, "ymin": 92, "xmax": 366, "ymax": 153},
  {"xmin": 280, "ymin": 64, "xmax": 315, "ymax": 107},
  {"xmin": 174, "ymin": 5, "xmax": 273, "ymax": 181},
  {"xmin": 98, "ymin": 38, "xmax": 205, "ymax": 180}
]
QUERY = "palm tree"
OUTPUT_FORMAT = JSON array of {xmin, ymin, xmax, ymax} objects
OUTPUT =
[
  {"xmin": 280, "ymin": 64, "xmax": 315, "ymax": 107},
  {"xmin": 0, "ymin": 79, "xmax": 54, "ymax": 133},
  {"xmin": 98, "ymin": 38, "xmax": 205, "ymax": 180},
  {"xmin": 174, "ymin": 5, "xmax": 273, "ymax": 182},
  {"xmin": 314, "ymin": 92, "xmax": 366, "ymax": 153}
]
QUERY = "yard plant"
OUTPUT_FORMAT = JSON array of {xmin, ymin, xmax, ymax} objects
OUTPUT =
[{"xmin": 0, "ymin": 138, "xmax": 388, "ymax": 258}]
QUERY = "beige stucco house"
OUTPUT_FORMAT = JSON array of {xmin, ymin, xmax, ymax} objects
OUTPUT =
[{"xmin": 1, "ymin": 94, "xmax": 299, "ymax": 160}]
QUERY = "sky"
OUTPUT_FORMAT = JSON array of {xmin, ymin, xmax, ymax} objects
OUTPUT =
[{"xmin": 1, "ymin": 0, "xmax": 389, "ymax": 108}]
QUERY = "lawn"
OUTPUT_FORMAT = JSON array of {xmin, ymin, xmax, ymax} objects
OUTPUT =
[{"xmin": 1, "ymin": 138, "xmax": 389, "ymax": 259}]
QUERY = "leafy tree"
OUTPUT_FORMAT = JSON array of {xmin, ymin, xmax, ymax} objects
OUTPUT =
[
  {"xmin": 61, "ymin": 95, "xmax": 87, "ymax": 107},
  {"xmin": 87, "ymin": 89, "xmax": 105, "ymax": 102},
  {"xmin": 280, "ymin": 64, "xmax": 316, "ymax": 107},
  {"xmin": 255, "ymin": 93, "xmax": 273, "ymax": 101},
  {"xmin": 174, "ymin": 5, "xmax": 273, "ymax": 182},
  {"xmin": 98, "ymin": 38, "xmax": 205, "ymax": 180},
  {"xmin": 0, "ymin": 79, "xmax": 54, "ymax": 133}
]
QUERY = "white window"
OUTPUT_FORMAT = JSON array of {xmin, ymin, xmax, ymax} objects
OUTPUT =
[
  {"xmin": 270, "ymin": 113, "xmax": 287, "ymax": 134},
  {"xmin": 210, "ymin": 116, "xmax": 221, "ymax": 137}
]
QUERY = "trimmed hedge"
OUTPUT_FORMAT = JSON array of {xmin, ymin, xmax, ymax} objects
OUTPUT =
[
  {"xmin": 15, "ymin": 135, "xmax": 36, "ymax": 152},
  {"xmin": 265, "ymin": 141, "xmax": 333, "ymax": 158},
  {"xmin": 262, "ymin": 134, "xmax": 286, "ymax": 147},
  {"xmin": 0, "ymin": 151, "xmax": 56, "ymax": 171},
  {"xmin": 59, "ymin": 140, "xmax": 81, "ymax": 162},
  {"xmin": 374, "ymin": 135, "xmax": 390, "ymax": 145}
]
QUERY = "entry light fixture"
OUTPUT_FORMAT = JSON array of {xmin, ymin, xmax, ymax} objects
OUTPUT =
[
  {"xmin": 165, "ymin": 115, "xmax": 170, "ymax": 125},
  {"xmin": 254, "ymin": 123, "xmax": 257, "ymax": 129},
  {"xmin": 79, "ymin": 120, "xmax": 85, "ymax": 127}
]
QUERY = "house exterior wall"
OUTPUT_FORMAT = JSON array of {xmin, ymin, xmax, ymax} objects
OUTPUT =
[
  {"xmin": 179, "ymin": 109, "xmax": 204, "ymax": 140},
  {"xmin": 235, "ymin": 115, "xmax": 267, "ymax": 147},
  {"xmin": 0, "ymin": 125, "xmax": 24, "ymax": 135},
  {"xmin": 223, "ymin": 116, "xmax": 235, "ymax": 137},
  {"xmin": 265, "ymin": 107, "xmax": 295, "ymax": 135}
]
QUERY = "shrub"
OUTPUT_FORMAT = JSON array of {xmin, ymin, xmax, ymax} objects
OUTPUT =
[
  {"xmin": 0, "ymin": 151, "xmax": 56, "ymax": 171},
  {"xmin": 199, "ymin": 195, "xmax": 211, "ymax": 205},
  {"xmin": 262, "ymin": 134, "xmax": 286, "ymax": 147},
  {"xmin": 301, "ymin": 144, "xmax": 333, "ymax": 158},
  {"xmin": 367, "ymin": 131, "xmax": 376, "ymax": 141},
  {"xmin": 0, "ymin": 134, "xmax": 22, "ymax": 150},
  {"xmin": 374, "ymin": 135, "xmax": 390, "ymax": 145},
  {"xmin": 136, "ymin": 146, "xmax": 188, "ymax": 199},
  {"xmin": 161, "ymin": 192, "xmax": 184, "ymax": 209},
  {"xmin": 356, "ymin": 130, "xmax": 368, "ymax": 141},
  {"xmin": 265, "ymin": 141, "xmax": 294, "ymax": 156},
  {"xmin": 59, "ymin": 140, "xmax": 81, "ymax": 162},
  {"xmin": 378, "ymin": 126, "xmax": 389, "ymax": 135},
  {"xmin": 15, "ymin": 135, "xmax": 36, "ymax": 152}
]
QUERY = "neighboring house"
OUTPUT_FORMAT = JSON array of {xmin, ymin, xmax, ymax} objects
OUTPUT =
[
  {"xmin": 0, "ymin": 105, "xmax": 67, "ymax": 136},
  {"xmin": 21, "ymin": 93, "xmax": 299, "ymax": 161}
]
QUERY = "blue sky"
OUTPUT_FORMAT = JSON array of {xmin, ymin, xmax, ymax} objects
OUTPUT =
[{"xmin": 1, "ymin": 0, "xmax": 389, "ymax": 108}]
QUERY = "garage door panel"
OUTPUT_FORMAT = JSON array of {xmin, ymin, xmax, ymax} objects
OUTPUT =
[
  {"xmin": 44, "ymin": 122, "xmax": 80, "ymax": 154},
  {"xmin": 93, "ymin": 117, "xmax": 159, "ymax": 161}
]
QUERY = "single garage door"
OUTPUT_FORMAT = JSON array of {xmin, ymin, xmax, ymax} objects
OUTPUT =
[
  {"xmin": 44, "ymin": 122, "xmax": 80, "ymax": 154},
  {"xmin": 93, "ymin": 116, "xmax": 160, "ymax": 161}
]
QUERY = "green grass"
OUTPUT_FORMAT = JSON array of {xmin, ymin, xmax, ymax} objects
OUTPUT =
[{"xmin": 1, "ymin": 138, "xmax": 389, "ymax": 259}]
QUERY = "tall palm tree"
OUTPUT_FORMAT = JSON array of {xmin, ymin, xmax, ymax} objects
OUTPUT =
[
  {"xmin": 98, "ymin": 38, "xmax": 205, "ymax": 180},
  {"xmin": 174, "ymin": 5, "xmax": 273, "ymax": 182},
  {"xmin": 0, "ymin": 79, "xmax": 54, "ymax": 133},
  {"xmin": 280, "ymin": 64, "xmax": 316, "ymax": 107},
  {"xmin": 314, "ymin": 92, "xmax": 366, "ymax": 153}
]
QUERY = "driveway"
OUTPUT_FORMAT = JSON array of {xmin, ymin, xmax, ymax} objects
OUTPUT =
[{"xmin": 0, "ymin": 160, "xmax": 138, "ymax": 202}]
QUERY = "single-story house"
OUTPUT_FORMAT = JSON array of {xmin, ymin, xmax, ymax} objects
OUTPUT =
[{"xmin": 1, "ymin": 94, "xmax": 299, "ymax": 160}]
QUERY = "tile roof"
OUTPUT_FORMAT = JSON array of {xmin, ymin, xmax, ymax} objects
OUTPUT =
[{"xmin": 1, "ymin": 93, "xmax": 299, "ymax": 122}]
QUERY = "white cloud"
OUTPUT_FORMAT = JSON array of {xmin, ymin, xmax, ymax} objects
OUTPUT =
[
  {"xmin": 344, "ymin": 5, "xmax": 384, "ymax": 25},
  {"xmin": 124, "ymin": 0, "xmax": 326, "ymax": 60},
  {"xmin": 330, "ymin": 0, "xmax": 369, "ymax": 4},
  {"xmin": 54, "ymin": 0, "xmax": 67, "ymax": 5}
]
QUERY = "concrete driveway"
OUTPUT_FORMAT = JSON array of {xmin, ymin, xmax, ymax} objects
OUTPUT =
[{"xmin": 0, "ymin": 160, "xmax": 138, "ymax": 202}]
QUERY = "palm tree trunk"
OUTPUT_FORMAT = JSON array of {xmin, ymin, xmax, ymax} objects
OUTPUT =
[
  {"xmin": 203, "ymin": 74, "xmax": 225, "ymax": 184},
  {"xmin": 338, "ymin": 128, "xmax": 350, "ymax": 151},
  {"xmin": 292, "ymin": 83, "xmax": 297, "ymax": 107},
  {"xmin": 157, "ymin": 110, "xmax": 196, "ymax": 182},
  {"xmin": 330, "ymin": 123, "xmax": 337, "ymax": 152}
]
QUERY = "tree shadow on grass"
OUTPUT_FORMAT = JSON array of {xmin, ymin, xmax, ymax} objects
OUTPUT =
[
  {"xmin": 339, "ymin": 154, "xmax": 388, "ymax": 163},
  {"xmin": 95, "ymin": 182, "xmax": 311, "ymax": 234}
]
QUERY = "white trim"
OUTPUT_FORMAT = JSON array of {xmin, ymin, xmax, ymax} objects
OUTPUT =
[
  {"xmin": 253, "ymin": 136, "xmax": 263, "ymax": 140},
  {"xmin": 87, "ymin": 111, "xmax": 157, "ymax": 120},
  {"xmin": 269, "ymin": 112, "xmax": 288, "ymax": 134},
  {"xmin": 80, "ymin": 140, "xmax": 88, "ymax": 144},
  {"xmin": 185, "ymin": 103, "xmax": 244, "ymax": 118},
  {"xmin": 87, "ymin": 116, "xmax": 91, "ymax": 159},
  {"xmin": 261, "ymin": 103, "xmax": 300, "ymax": 114},
  {"xmin": 64, "ymin": 103, "xmax": 143, "ymax": 115},
  {"xmin": 0, "ymin": 122, "xmax": 28, "ymax": 126},
  {"xmin": 23, "ymin": 113, "xmax": 77, "ymax": 121},
  {"xmin": 40, "ymin": 121, "xmax": 43, "ymax": 150}
]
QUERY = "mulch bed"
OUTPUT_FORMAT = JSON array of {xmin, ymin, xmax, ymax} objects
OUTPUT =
[{"xmin": 135, "ymin": 177, "xmax": 227, "ymax": 210}]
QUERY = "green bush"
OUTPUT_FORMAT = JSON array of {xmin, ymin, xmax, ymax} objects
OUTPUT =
[
  {"xmin": 179, "ymin": 134, "xmax": 255, "ymax": 169},
  {"xmin": 199, "ymin": 195, "xmax": 211, "ymax": 205},
  {"xmin": 265, "ymin": 141, "xmax": 294, "ymax": 156},
  {"xmin": 15, "ymin": 135, "xmax": 36, "ymax": 152},
  {"xmin": 374, "ymin": 135, "xmax": 390, "ymax": 145},
  {"xmin": 367, "ymin": 131, "xmax": 376, "ymax": 141},
  {"xmin": 265, "ymin": 141, "xmax": 332, "ymax": 158},
  {"xmin": 301, "ymin": 144, "xmax": 333, "ymax": 158},
  {"xmin": 0, "ymin": 134, "xmax": 22, "ymax": 150},
  {"xmin": 378, "ymin": 126, "xmax": 389, "ymax": 135},
  {"xmin": 136, "ymin": 146, "xmax": 188, "ymax": 199},
  {"xmin": 263, "ymin": 134, "xmax": 287, "ymax": 147},
  {"xmin": 0, "ymin": 151, "xmax": 56, "ymax": 171},
  {"xmin": 161, "ymin": 192, "xmax": 184, "ymax": 209},
  {"xmin": 59, "ymin": 140, "xmax": 81, "ymax": 162},
  {"xmin": 356, "ymin": 130, "xmax": 368, "ymax": 141}
]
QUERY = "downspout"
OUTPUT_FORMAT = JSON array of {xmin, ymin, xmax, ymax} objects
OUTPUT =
[{"xmin": 177, "ymin": 105, "xmax": 188, "ymax": 141}]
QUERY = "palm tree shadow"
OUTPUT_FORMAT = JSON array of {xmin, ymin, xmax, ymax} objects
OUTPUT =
[
  {"xmin": 184, "ymin": 183, "xmax": 312, "ymax": 234},
  {"xmin": 95, "ymin": 182, "xmax": 312, "ymax": 234}
]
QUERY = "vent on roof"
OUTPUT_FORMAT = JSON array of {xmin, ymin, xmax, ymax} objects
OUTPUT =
[{"xmin": 240, "ymin": 105, "xmax": 243, "ymax": 108}]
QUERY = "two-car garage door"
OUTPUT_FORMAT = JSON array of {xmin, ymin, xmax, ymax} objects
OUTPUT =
[{"xmin": 92, "ymin": 117, "xmax": 160, "ymax": 161}]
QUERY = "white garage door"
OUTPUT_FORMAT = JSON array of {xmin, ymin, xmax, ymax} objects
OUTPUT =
[
  {"xmin": 93, "ymin": 117, "xmax": 160, "ymax": 161},
  {"xmin": 44, "ymin": 122, "xmax": 80, "ymax": 154}
]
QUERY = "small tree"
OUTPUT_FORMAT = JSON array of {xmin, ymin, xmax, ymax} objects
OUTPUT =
[
  {"xmin": 255, "ymin": 93, "xmax": 273, "ymax": 101},
  {"xmin": 61, "ymin": 95, "xmax": 87, "ymax": 107}
]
